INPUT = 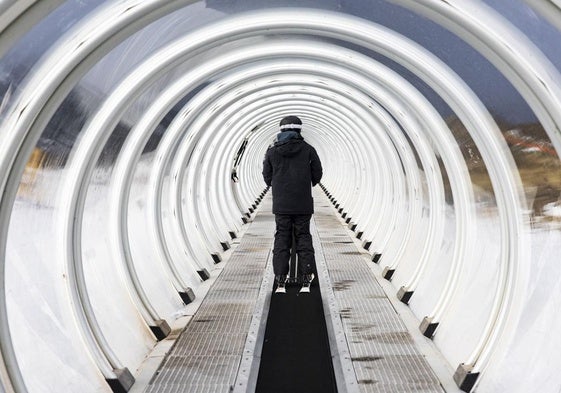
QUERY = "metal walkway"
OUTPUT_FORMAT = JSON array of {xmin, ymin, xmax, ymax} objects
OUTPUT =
[{"xmin": 142, "ymin": 191, "xmax": 446, "ymax": 393}]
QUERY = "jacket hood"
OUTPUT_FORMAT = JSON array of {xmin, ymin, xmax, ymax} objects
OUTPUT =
[
  {"xmin": 276, "ymin": 130, "xmax": 301, "ymax": 142},
  {"xmin": 274, "ymin": 132, "xmax": 304, "ymax": 157}
]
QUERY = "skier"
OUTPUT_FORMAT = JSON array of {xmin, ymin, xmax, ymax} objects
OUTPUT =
[{"xmin": 262, "ymin": 115, "xmax": 323, "ymax": 293}]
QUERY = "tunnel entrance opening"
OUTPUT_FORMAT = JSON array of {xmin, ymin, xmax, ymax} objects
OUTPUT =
[{"xmin": 255, "ymin": 278, "xmax": 338, "ymax": 393}]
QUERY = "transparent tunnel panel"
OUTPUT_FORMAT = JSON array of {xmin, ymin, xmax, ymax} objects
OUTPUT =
[{"xmin": 1, "ymin": 1, "xmax": 561, "ymax": 393}]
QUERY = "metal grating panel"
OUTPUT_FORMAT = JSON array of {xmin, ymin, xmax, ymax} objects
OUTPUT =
[
  {"xmin": 147, "ymin": 355, "xmax": 240, "ymax": 392},
  {"xmin": 146, "ymin": 194, "xmax": 445, "ymax": 393},
  {"xmin": 312, "ymin": 191, "xmax": 445, "ymax": 393},
  {"xmin": 172, "ymin": 333, "xmax": 247, "ymax": 356},
  {"xmin": 145, "ymin": 202, "xmax": 275, "ymax": 393}
]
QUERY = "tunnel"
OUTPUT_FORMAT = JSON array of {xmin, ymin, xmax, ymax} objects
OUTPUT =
[{"xmin": 1, "ymin": 0, "xmax": 561, "ymax": 392}]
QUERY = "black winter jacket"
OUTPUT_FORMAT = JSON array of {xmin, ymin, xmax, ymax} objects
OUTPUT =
[{"xmin": 262, "ymin": 133, "xmax": 323, "ymax": 215}]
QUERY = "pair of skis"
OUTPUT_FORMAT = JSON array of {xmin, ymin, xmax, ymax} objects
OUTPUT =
[{"xmin": 275, "ymin": 273, "xmax": 314, "ymax": 294}]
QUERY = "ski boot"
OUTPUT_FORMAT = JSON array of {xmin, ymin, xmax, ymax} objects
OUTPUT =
[
  {"xmin": 275, "ymin": 275, "xmax": 287, "ymax": 294},
  {"xmin": 299, "ymin": 273, "xmax": 315, "ymax": 293}
]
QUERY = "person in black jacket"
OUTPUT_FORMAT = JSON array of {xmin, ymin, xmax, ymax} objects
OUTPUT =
[{"xmin": 262, "ymin": 115, "xmax": 323, "ymax": 293}]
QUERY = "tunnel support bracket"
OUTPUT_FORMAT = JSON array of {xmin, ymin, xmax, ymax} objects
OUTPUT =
[
  {"xmin": 397, "ymin": 286, "xmax": 413, "ymax": 304},
  {"xmin": 106, "ymin": 367, "xmax": 135, "ymax": 393},
  {"xmin": 453, "ymin": 363, "xmax": 480, "ymax": 392},
  {"xmin": 420, "ymin": 316, "xmax": 439, "ymax": 339},
  {"xmin": 179, "ymin": 288, "xmax": 196, "ymax": 305},
  {"xmin": 149, "ymin": 319, "xmax": 171, "ymax": 341}
]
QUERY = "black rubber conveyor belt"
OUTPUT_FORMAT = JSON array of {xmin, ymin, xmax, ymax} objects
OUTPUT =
[{"xmin": 255, "ymin": 280, "xmax": 338, "ymax": 393}]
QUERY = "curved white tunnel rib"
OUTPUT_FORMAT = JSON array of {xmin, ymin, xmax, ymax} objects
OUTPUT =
[
  {"xmin": 391, "ymin": 0, "xmax": 556, "ymax": 371},
  {"xmin": 195, "ymin": 95, "xmax": 372, "ymax": 235},
  {"xmin": 396, "ymin": 0, "xmax": 561, "ymax": 153},
  {"xmin": 0, "ymin": 0, "xmax": 32, "ymax": 32},
  {"xmin": 139, "ymin": 14, "xmax": 521, "ymax": 376},
  {"xmin": 170, "ymin": 91, "xmax": 376, "ymax": 251},
  {"xmin": 1, "ymin": 4, "xmax": 557, "ymax": 392},
  {"xmin": 109, "ymin": 109, "xmax": 192, "ymax": 303},
  {"xmin": 172, "ymin": 77, "xmax": 394, "ymax": 253},
  {"xmin": 108, "ymin": 72, "xmax": 218, "ymax": 296},
  {"xmin": 201, "ymin": 82, "xmax": 434, "ymax": 310},
  {"xmin": 141, "ymin": 50, "xmax": 416, "ymax": 282},
  {"xmin": 100, "ymin": 39, "xmax": 398, "ymax": 284},
  {"xmin": 0, "ymin": 2, "xmax": 204, "ymax": 391},
  {"xmin": 187, "ymin": 76, "xmax": 424, "ymax": 278},
  {"xmin": 172, "ymin": 40, "xmax": 469, "ymax": 324},
  {"xmin": 524, "ymin": 0, "xmax": 561, "ymax": 33},
  {"xmin": 0, "ymin": 0, "xmax": 65, "ymax": 59},
  {"xmin": 10, "ymin": 24, "xmax": 488, "ymax": 388},
  {"xmin": 177, "ymin": 87, "xmax": 393, "ymax": 252},
  {"xmin": 213, "ymin": 63, "xmax": 470, "ymax": 323}
]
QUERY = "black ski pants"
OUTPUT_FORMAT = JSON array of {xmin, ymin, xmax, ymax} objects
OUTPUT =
[{"xmin": 272, "ymin": 214, "xmax": 315, "ymax": 276}]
